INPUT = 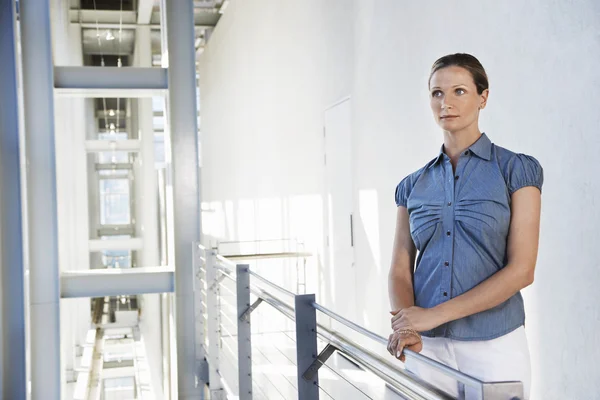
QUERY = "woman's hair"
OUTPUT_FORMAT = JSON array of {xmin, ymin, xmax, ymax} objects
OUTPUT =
[{"xmin": 429, "ymin": 53, "xmax": 489, "ymax": 95}]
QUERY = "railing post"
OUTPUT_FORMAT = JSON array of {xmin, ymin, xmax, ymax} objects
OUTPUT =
[
  {"xmin": 295, "ymin": 294, "xmax": 320, "ymax": 400},
  {"xmin": 206, "ymin": 250, "xmax": 225, "ymax": 398},
  {"xmin": 193, "ymin": 244, "xmax": 209, "ymax": 387},
  {"xmin": 236, "ymin": 264, "xmax": 253, "ymax": 399}
]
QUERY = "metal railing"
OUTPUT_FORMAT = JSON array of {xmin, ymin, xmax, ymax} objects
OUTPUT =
[{"xmin": 194, "ymin": 244, "xmax": 524, "ymax": 400}]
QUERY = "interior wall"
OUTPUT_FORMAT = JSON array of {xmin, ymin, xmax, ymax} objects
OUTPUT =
[{"xmin": 198, "ymin": 1, "xmax": 600, "ymax": 398}]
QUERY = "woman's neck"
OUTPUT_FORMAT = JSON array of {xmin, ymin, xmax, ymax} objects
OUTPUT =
[{"xmin": 442, "ymin": 126, "xmax": 482, "ymax": 160}]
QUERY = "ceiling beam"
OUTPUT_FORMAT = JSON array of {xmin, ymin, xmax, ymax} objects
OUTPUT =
[
  {"xmin": 61, "ymin": 267, "xmax": 174, "ymax": 298},
  {"xmin": 137, "ymin": 0, "xmax": 154, "ymax": 25},
  {"xmin": 70, "ymin": 9, "xmax": 217, "ymax": 29},
  {"xmin": 54, "ymin": 66, "xmax": 167, "ymax": 97},
  {"xmin": 85, "ymin": 140, "xmax": 141, "ymax": 152},
  {"xmin": 89, "ymin": 238, "xmax": 143, "ymax": 251}
]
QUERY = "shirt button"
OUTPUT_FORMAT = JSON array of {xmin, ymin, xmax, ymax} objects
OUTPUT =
[
  {"xmin": 446, "ymin": 231, "xmax": 451, "ymax": 236},
  {"xmin": 443, "ymin": 292, "xmax": 448, "ymax": 297},
  {"xmin": 455, "ymin": 175, "xmax": 459, "ymax": 180},
  {"xmin": 464, "ymin": 151, "xmax": 469, "ymax": 156},
  {"xmin": 447, "ymin": 201, "xmax": 452, "ymax": 206},
  {"xmin": 444, "ymin": 261, "xmax": 449, "ymax": 266}
]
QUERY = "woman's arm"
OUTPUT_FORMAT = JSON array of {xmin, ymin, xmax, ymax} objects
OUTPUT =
[
  {"xmin": 392, "ymin": 186, "xmax": 541, "ymax": 332},
  {"xmin": 387, "ymin": 206, "xmax": 422, "ymax": 361},
  {"xmin": 388, "ymin": 206, "xmax": 417, "ymax": 311}
]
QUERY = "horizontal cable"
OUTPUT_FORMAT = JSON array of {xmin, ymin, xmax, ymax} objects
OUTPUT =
[
  {"xmin": 322, "ymin": 363, "xmax": 373, "ymax": 400},
  {"xmin": 219, "ymin": 308, "xmax": 236, "ymax": 327},
  {"xmin": 217, "ymin": 281, "xmax": 236, "ymax": 296}
]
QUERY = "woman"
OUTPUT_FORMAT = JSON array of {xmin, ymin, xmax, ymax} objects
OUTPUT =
[{"xmin": 387, "ymin": 53, "xmax": 542, "ymax": 399}]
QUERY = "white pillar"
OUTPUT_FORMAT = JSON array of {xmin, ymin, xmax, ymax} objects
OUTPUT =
[
  {"xmin": 164, "ymin": 1, "xmax": 203, "ymax": 398},
  {"xmin": 0, "ymin": 0, "xmax": 27, "ymax": 397},
  {"xmin": 134, "ymin": 24, "xmax": 165, "ymax": 399},
  {"xmin": 20, "ymin": 1, "xmax": 61, "ymax": 398}
]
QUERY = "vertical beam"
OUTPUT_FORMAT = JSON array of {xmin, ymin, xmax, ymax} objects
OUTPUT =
[
  {"xmin": 20, "ymin": 1, "xmax": 61, "ymax": 398},
  {"xmin": 236, "ymin": 264, "xmax": 253, "ymax": 400},
  {"xmin": 134, "ymin": 25, "xmax": 160, "ymax": 269},
  {"xmin": 0, "ymin": 0, "xmax": 27, "ymax": 398},
  {"xmin": 295, "ymin": 294, "xmax": 320, "ymax": 400},
  {"xmin": 164, "ymin": 1, "xmax": 202, "ymax": 398},
  {"xmin": 206, "ymin": 251, "xmax": 224, "ymax": 399},
  {"xmin": 134, "ymin": 24, "xmax": 165, "ymax": 399}
]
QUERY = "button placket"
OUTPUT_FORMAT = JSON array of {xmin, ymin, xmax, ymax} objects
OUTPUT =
[{"xmin": 441, "ymin": 158, "xmax": 454, "ymax": 307}]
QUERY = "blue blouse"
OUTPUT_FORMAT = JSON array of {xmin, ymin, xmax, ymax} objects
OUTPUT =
[{"xmin": 395, "ymin": 133, "xmax": 543, "ymax": 340}]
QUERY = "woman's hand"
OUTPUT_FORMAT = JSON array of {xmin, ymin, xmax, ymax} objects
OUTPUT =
[
  {"xmin": 387, "ymin": 330, "xmax": 422, "ymax": 362},
  {"xmin": 391, "ymin": 306, "xmax": 445, "ymax": 333}
]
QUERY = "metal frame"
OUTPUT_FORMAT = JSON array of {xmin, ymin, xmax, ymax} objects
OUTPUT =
[
  {"xmin": 163, "ymin": 1, "xmax": 204, "ymax": 397},
  {"xmin": 0, "ymin": 0, "xmax": 27, "ymax": 397},
  {"xmin": 20, "ymin": 1, "xmax": 62, "ymax": 398}
]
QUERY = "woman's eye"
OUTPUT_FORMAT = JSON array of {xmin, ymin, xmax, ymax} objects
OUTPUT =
[
  {"xmin": 432, "ymin": 90, "xmax": 442, "ymax": 97},
  {"xmin": 455, "ymin": 88, "xmax": 466, "ymax": 95}
]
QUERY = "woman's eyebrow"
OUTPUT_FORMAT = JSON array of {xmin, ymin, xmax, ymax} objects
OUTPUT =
[{"xmin": 430, "ymin": 83, "xmax": 468, "ymax": 90}]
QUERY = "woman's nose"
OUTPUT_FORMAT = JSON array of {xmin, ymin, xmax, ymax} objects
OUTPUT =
[{"xmin": 441, "ymin": 101, "xmax": 453, "ymax": 110}]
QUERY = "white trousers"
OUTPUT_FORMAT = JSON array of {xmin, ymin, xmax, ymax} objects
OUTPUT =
[{"xmin": 406, "ymin": 326, "xmax": 531, "ymax": 400}]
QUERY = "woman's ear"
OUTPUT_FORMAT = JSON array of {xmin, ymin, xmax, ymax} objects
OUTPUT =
[{"xmin": 479, "ymin": 89, "xmax": 490, "ymax": 110}]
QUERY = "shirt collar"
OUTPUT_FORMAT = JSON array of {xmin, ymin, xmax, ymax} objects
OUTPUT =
[{"xmin": 429, "ymin": 133, "xmax": 492, "ymax": 169}]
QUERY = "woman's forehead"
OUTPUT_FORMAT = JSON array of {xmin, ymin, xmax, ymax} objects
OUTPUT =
[{"xmin": 430, "ymin": 66, "xmax": 475, "ymax": 88}]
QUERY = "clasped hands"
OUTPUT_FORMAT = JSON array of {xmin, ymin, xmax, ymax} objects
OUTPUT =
[{"xmin": 387, "ymin": 306, "xmax": 443, "ymax": 362}]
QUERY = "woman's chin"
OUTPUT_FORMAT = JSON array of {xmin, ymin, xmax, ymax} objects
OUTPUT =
[{"xmin": 438, "ymin": 119, "xmax": 466, "ymax": 133}]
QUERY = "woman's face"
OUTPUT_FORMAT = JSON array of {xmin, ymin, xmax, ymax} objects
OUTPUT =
[{"xmin": 429, "ymin": 65, "xmax": 488, "ymax": 133}]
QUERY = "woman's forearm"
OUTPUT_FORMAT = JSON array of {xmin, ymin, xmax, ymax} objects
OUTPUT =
[
  {"xmin": 434, "ymin": 263, "xmax": 533, "ymax": 325},
  {"xmin": 388, "ymin": 269, "xmax": 415, "ymax": 312}
]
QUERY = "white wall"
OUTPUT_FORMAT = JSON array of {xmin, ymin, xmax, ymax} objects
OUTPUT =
[{"xmin": 198, "ymin": 1, "xmax": 600, "ymax": 399}]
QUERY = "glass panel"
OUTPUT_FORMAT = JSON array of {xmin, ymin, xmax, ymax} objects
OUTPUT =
[{"xmin": 99, "ymin": 179, "xmax": 130, "ymax": 225}]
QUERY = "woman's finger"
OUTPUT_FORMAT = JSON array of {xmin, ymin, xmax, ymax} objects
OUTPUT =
[
  {"xmin": 387, "ymin": 334, "xmax": 394, "ymax": 355},
  {"xmin": 387, "ymin": 333, "xmax": 397, "ymax": 355},
  {"xmin": 389, "ymin": 333, "xmax": 401, "ymax": 356},
  {"xmin": 395, "ymin": 336, "xmax": 407, "ymax": 360}
]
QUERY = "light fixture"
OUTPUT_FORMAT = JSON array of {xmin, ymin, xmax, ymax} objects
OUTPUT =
[
  {"xmin": 109, "ymin": 109, "xmax": 115, "ymax": 117},
  {"xmin": 109, "ymin": 123, "xmax": 116, "ymax": 130},
  {"xmin": 105, "ymin": 29, "xmax": 115, "ymax": 41}
]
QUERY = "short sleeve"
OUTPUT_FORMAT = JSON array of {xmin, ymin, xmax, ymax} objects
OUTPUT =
[
  {"xmin": 506, "ymin": 154, "xmax": 544, "ymax": 195},
  {"xmin": 395, "ymin": 176, "xmax": 411, "ymax": 207}
]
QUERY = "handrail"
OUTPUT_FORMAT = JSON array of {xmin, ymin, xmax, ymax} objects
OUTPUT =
[
  {"xmin": 312, "ymin": 302, "xmax": 483, "ymax": 389},
  {"xmin": 249, "ymin": 270, "xmax": 296, "ymax": 298}
]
